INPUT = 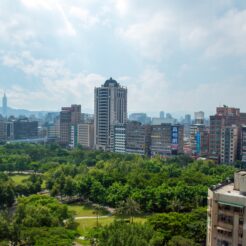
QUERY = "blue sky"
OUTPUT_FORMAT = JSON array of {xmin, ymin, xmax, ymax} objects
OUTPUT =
[{"xmin": 0, "ymin": 0, "xmax": 246, "ymax": 117}]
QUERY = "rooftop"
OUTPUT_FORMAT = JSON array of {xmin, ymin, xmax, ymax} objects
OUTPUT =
[
  {"xmin": 104, "ymin": 77, "xmax": 119, "ymax": 87},
  {"xmin": 210, "ymin": 171, "xmax": 246, "ymax": 198}
]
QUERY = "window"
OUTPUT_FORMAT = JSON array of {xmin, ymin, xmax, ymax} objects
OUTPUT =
[
  {"xmin": 217, "ymin": 239, "xmax": 230, "ymax": 246},
  {"xmin": 218, "ymin": 214, "xmax": 233, "ymax": 225}
]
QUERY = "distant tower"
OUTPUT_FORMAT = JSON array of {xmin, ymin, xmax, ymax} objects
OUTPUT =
[
  {"xmin": 160, "ymin": 111, "xmax": 165, "ymax": 119},
  {"xmin": 2, "ymin": 93, "xmax": 7, "ymax": 118}
]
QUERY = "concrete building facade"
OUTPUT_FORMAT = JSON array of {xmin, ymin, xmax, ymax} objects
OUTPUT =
[
  {"xmin": 150, "ymin": 124, "xmax": 184, "ymax": 157},
  {"xmin": 242, "ymin": 126, "xmax": 246, "ymax": 163},
  {"xmin": 77, "ymin": 123, "xmax": 94, "ymax": 149},
  {"xmin": 59, "ymin": 105, "xmax": 81, "ymax": 146},
  {"xmin": 190, "ymin": 124, "xmax": 209, "ymax": 157},
  {"xmin": 125, "ymin": 121, "xmax": 151, "ymax": 156},
  {"xmin": 207, "ymin": 171, "xmax": 246, "ymax": 246},
  {"xmin": 111, "ymin": 123, "xmax": 126, "ymax": 153},
  {"xmin": 220, "ymin": 125, "xmax": 239, "ymax": 164},
  {"xmin": 209, "ymin": 107, "xmax": 241, "ymax": 162}
]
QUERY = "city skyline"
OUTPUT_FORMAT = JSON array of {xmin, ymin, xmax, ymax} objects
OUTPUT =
[
  {"xmin": 1, "ymin": 1, "xmax": 246, "ymax": 114},
  {"xmin": 0, "ymin": 90, "xmax": 244, "ymax": 119}
]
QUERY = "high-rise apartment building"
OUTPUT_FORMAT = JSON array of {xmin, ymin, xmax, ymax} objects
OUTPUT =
[
  {"xmin": 209, "ymin": 107, "xmax": 241, "ymax": 162},
  {"xmin": 94, "ymin": 78, "xmax": 127, "ymax": 150},
  {"xmin": 60, "ymin": 105, "xmax": 81, "ymax": 146},
  {"xmin": 242, "ymin": 126, "xmax": 246, "ymax": 163},
  {"xmin": 190, "ymin": 124, "xmax": 209, "ymax": 157},
  {"xmin": 207, "ymin": 171, "xmax": 246, "ymax": 246},
  {"xmin": 220, "ymin": 125, "xmax": 239, "ymax": 164}
]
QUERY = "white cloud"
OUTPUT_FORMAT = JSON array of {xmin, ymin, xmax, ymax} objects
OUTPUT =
[
  {"xmin": 2, "ymin": 52, "xmax": 70, "ymax": 79},
  {"xmin": 69, "ymin": 6, "xmax": 99, "ymax": 27},
  {"xmin": 114, "ymin": 0, "xmax": 130, "ymax": 17},
  {"xmin": 20, "ymin": 0, "xmax": 57, "ymax": 10},
  {"xmin": 118, "ymin": 11, "xmax": 176, "ymax": 60},
  {"xmin": 205, "ymin": 9, "xmax": 246, "ymax": 57},
  {"xmin": 1, "ymin": 51, "xmax": 104, "ymax": 111}
]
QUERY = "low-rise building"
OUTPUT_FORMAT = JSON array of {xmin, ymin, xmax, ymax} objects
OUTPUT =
[
  {"xmin": 111, "ymin": 123, "xmax": 126, "ymax": 153},
  {"xmin": 77, "ymin": 123, "xmax": 94, "ymax": 149},
  {"xmin": 150, "ymin": 124, "xmax": 183, "ymax": 157}
]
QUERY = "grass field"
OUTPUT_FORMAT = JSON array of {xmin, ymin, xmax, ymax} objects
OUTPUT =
[
  {"xmin": 68, "ymin": 203, "xmax": 148, "ymax": 245},
  {"xmin": 67, "ymin": 204, "xmax": 110, "ymax": 217},
  {"xmin": 10, "ymin": 175, "xmax": 30, "ymax": 184},
  {"xmin": 76, "ymin": 216, "xmax": 147, "ymax": 236}
]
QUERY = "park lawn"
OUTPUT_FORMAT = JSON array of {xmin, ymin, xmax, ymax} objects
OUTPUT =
[
  {"xmin": 68, "ymin": 204, "xmax": 97, "ymax": 217},
  {"xmin": 68, "ymin": 204, "xmax": 109, "ymax": 217},
  {"xmin": 76, "ymin": 216, "xmax": 147, "ymax": 236},
  {"xmin": 10, "ymin": 175, "xmax": 30, "ymax": 184},
  {"xmin": 76, "ymin": 216, "xmax": 114, "ymax": 236}
]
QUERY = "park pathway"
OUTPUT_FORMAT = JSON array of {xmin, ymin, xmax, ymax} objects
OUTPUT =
[{"xmin": 75, "ymin": 215, "xmax": 110, "ymax": 220}]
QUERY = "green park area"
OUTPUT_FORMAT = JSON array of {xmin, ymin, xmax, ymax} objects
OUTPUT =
[
  {"xmin": 0, "ymin": 143, "xmax": 238, "ymax": 245},
  {"xmin": 10, "ymin": 174, "xmax": 30, "ymax": 184},
  {"xmin": 67, "ymin": 203, "xmax": 147, "ymax": 245}
]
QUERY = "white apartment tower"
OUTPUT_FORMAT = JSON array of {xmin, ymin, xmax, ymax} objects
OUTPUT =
[{"xmin": 94, "ymin": 78, "xmax": 127, "ymax": 150}]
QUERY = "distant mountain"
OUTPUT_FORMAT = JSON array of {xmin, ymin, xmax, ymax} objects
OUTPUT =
[{"xmin": 0, "ymin": 107, "xmax": 57, "ymax": 118}]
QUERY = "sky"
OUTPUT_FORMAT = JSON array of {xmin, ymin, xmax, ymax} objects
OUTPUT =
[{"xmin": 0, "ymin": 0, "xmax": 246, "ymax": 117}]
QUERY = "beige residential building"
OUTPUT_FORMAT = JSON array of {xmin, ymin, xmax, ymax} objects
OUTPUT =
[
  {"xmin": 207, "ymin": 171, "xmax": 246, "ymax": 246},
  {"xmin": 77, "ymin": 123, "xmax": 94, "ymax": 149}
]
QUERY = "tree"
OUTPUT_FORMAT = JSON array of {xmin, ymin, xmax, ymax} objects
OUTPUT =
[
  {"xmin": 116, "ymin": 198, "xmax": 141, "ymax": 223},
  {"xmin": 167, "ymin": 236, "xmax": 196, "ymax": 246},
  {"xmin": 90, "ymin": 221, "xmax": 154, "ymax": 246}
]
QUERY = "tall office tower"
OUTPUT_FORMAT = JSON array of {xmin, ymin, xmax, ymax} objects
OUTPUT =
[
  {"xmin": 60, "ymin": 105, "xmax": 81, "ymax": 146},
  {"xmin": 160, "ymin": 111, "xmax": 165, "ymax": 119},
  {"xmin": 2, "ymin": 93, "xmax": 7, "ymax": 118},
  {"xmin": 207, "ymin": 171, "xmax": 246, "ymax": 246},
  {"xmin": 241, "ymin": 126, "xmax": 246, "ymax": 163},
  {"xmin": 94, "ymin": 78, "xmax": 127, "ymax": 150},
  {"xmin": 209, "ymin": 106, "xmax": 241, "ymax": 162},
  {"xmin": 125, "ymin": 121, "xmax": 151, "ymax": 156},
  {"xmin": 150, "ymin": 124, "xmax": 183, "ymax": 157},
  {"xmin": 77, "ymin": 123, "xmax": 94, "ymax": 149},
  {"xmin": 190, "ymin": 124, "xmax": 209, "ymax": 157},
  {"xmin": 194, "ymin": 111, "xmax": 205, "ymax": 125}
]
